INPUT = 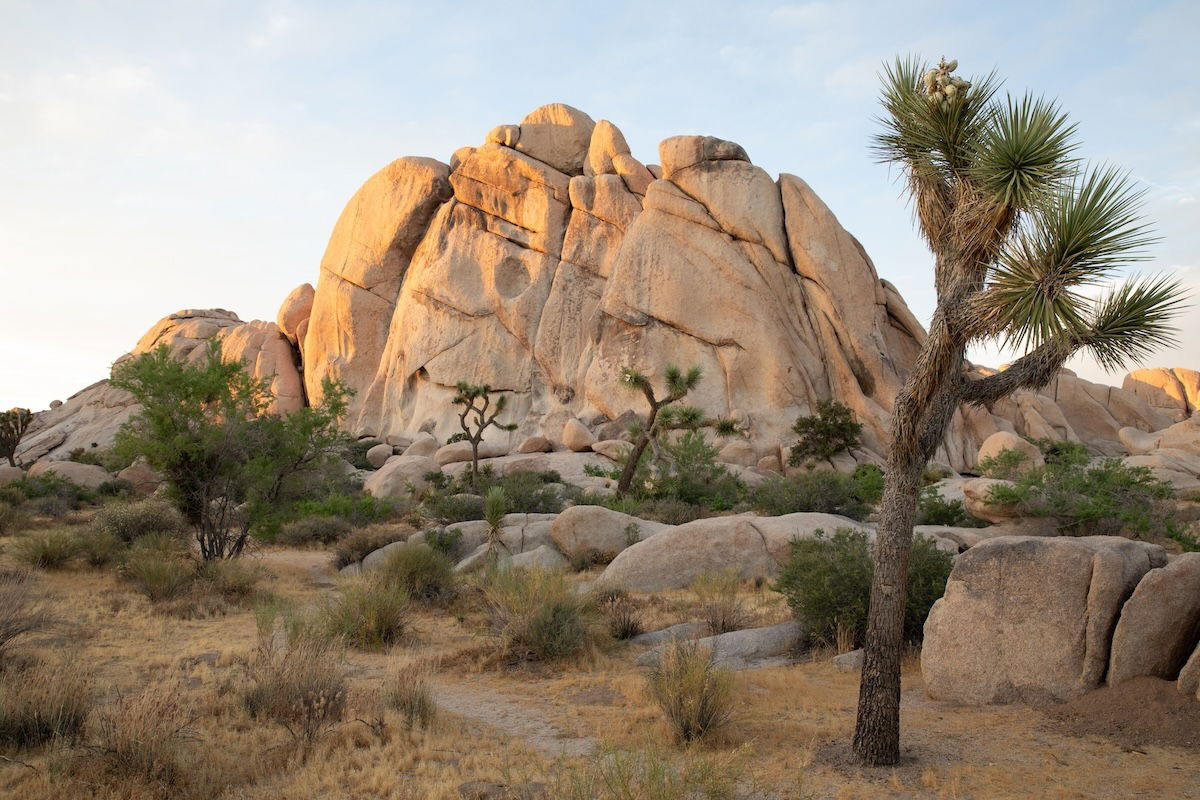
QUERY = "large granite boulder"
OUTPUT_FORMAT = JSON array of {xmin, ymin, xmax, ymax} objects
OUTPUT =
[
  {"xmin": 921, "ymin": 536, "xmax": 1167, "ymax": 704},
  {"xmin": 28, "ymin": 459, "xmax": 114, "ymax": 489},
  {"xmin": 549, "ymin": 505, "xmax": 670, "ymax": 564},
  {"xmin": 1108, "ymin": 553, "xmax": 1200, "ymax": 685}
]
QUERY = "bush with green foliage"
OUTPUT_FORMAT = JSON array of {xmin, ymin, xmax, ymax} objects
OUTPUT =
[
  {"xmin": 320, "ymin": 574, "xmax": 409, "ymax": 650},
  {"xmin": 12, "ymin": 529, "xmax": 79, "ymax": 569},
  {"xmin": 112, "ymin": 339, "xmax": 352, "ymax": 559},
  {"xmin": 750, "ymin": 470, "xmax": 872, "ymax": 520},
  {"xmin": 914, "ymin": 485, "xmax": 985, "ymax": 527},
  {"xmin": 122, "ymin": 539, "xmax": 195, "ymax": 602},
  {"xmin": 3, "ymin": 475, "xmax": 96, "ymax": 510},
  {"xmin": 91, "ymin": 498, "xmax": 186, "ymax": 544},
  {"xmin": 789, "ymin": 401, "xmax": 863, "ymax": 465},
  {"xmin": 332, "ymin": 526, "xmax": 408, "ymax": 569},
  {"xmin": 379, "ymin": 542, "xmax": 455, "ymax": 603},
  {"xmin": 424, "ymin": 527, "xmax": 463, "ymax": 559},
  {"xmin": 421, "ymin": 468, "xmax": 563, "ymax": 522},
  {"xmin": 652, "ymin": 430, "xmax": 745, "ymax": 510},
  {"xmin": 646, "ymin": 639, "xmax": 734, "ymax": 743},
  {"xmin": 77, "ymin": 530, "xmax": 122, "ymax": 567},
  {"xmin": 986, "ymin": 440, "xmax": 1180, "ymax": 538},
  {"xmin": 773, "ymin": 528, "xmax": 953, "ymax": 648},
  {"xmin": 483, "ymin": 566, "xmax": 603, "ymax": 661},
  {"xmin": 977, "ymin": 447, "xmax": 1032, "ymax": 480},
  {"xmin": 851, "ymin": 464, "xmax": 885, "ymax": 504},
  {"xmin": 277, "ymin": 516, "xmax": 353, "ymax": 547},
  {"xmin": 288, "ymin": 493, "xmax": 396, "ymax": 528}
]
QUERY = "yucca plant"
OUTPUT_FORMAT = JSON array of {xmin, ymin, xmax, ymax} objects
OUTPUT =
[{"xmin": 854, "ymin": 56, "xmax": 1187, "ymax": 766}]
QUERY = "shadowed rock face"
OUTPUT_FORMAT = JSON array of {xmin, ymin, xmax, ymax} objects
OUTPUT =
[{"xmin": 15, "ymin": 104, "xmax": 1185, "ymax": 469}]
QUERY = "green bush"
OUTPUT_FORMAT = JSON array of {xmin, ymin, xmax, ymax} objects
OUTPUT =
[
  {"xmin": 320, "ymin": 575, "xmax": 409, "ymax": 650},
  {"xmin": 277, "ymin": 516, "xmax": 353, "ymax": 547},
  {"xmin": 977, "ymin": 447, "xmax": 1030, "ymax": 480},
  {"xmin": 341, "ymin": 439, "xmax": 376, "ymax": 471},
  {"xmin": 290, "ymin": 493, "xmax": 395, "ymax": 527},
  {"xmin": 635, "ymin": 499, "xmax": 705, "ymax": 525},
  {"xmin": 425, "ymin": 527, "xmax": 463, "ymax": 559},
  {"xmin": 12, "ymin": 530, "xmax": 79, "ymax": 569},
  {"xmin": 773, "ymin": 527, "xmax": 953, "ymax": 647},
  {"xmin": 332, "ymin": 526, "xmax": 408, "ymax": 569},
  {"xmin": 652, "ymin": 431, "xmax": 745, "ymax": 510},
  {"xmin": 196, "ymin": 559, "xmax": 263, "ymax": 604},
  {"xmin": 91, "ymin": 497, "xmax": 186, "ymax": 544},
  {"xmin": 750, "ymin": 471, "xmax": 871, "ymax": 520},
  {"xmin": 424, "ymin": 492, "xmax": 485, "ymax": 523},
  {"xmin": 789, "ymin": 401, "xmax": 862, "ymax": 465},
  {"xmin": 78, "ymin": 530, "xmax": 122, "ymax": 567},
  {"xmin": 5, "ymin": 475, "xmax": 96, "ymax": 508},
  {"xmin": 0, "ymin": 502, "xmax": 26, "ymax": 535},
  {"xmin": 379, "ymin": 542, "xmax": 455, "ymax": 603},
  {"xmin": 483, "ymin": 567, "xmax": 602, "ymax": 661},
  {"xmin": 851, "ymin": 464, "xmax": 885, "ymax": 505},
  {"xmin": 987, "ymin": 447, "xmax": 1179, "ymax": 538},
  {"xmin": 646, "ymin": 639, "xmax": 734, "ymax": 743},
  {"xmin": 915, "ymin": 485, "xmax": 985, "ymax": 527},
  {"xmin": 96, "ymin": 479, "xmax": 134, "ymax": 498}
]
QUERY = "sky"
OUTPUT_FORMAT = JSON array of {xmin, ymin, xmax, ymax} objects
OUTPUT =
[{"xmin": 1, "ymin": 0, "xmax": 1197, "ymax": 410}]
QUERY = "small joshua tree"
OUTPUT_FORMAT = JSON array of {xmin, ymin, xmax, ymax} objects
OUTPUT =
[
  {"xmin": 615, "ymin": 365, "xmax": 703, "ymax": 497},
  {"xmin": 1, "ymin": 408, "xmax": 33, "ymax": 468},
  {"xmin": 452, "ymin": 383, "xmax": 518, "ymax": 492}
]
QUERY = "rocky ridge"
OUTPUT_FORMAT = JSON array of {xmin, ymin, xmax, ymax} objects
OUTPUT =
[{"xmin": 13, "ymin": 103, "xmax": 1199, "ymax": 491}]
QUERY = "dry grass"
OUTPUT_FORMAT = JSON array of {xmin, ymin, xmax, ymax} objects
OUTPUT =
[
  {"xmin": 646, "ymin": 639, "xmax": 735, "ymax": 743},
  {"xmin": 0, "ymin": 521, "xmax": 1198, "ymax": 800}
]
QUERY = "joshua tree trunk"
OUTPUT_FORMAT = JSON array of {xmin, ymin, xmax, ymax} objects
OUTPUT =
[{"xmin": 616, "ymin": 406, "xmax": 660, "ymax": 496}]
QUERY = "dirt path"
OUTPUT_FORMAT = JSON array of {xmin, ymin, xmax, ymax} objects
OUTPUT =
[{"xmin": 430, "ymin": 678, "xmax": 598, "ymax": 758}]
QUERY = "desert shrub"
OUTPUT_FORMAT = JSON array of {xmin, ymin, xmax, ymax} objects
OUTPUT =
[
  {"xmin": 653, "ymin": 431, "xmax": 745, "ymax": 510},
  {"xmin": 551, "ymin": 744, "xmax": 751, "ymax": 800},
  {"xmin": 91, "ymin": 497, "xmax": 186, "ymax": 544},
  {"xmin": 332, "ymin": 525, "xmax": 408, "ymax": 569},
  {"xmin": 424, "ymin": 492, "xmax": 485, "ymax": 523},
  {"xmin": 483, "ymin": 566, "xmax": 602, "ymax": 662},
  {"xmin": 636, "ymin": 498, "xmax": 705, "ymax": 525},
  {"xmin": 196, "ymin": 558, "xmax": 263, "ymax": 604},
  {"xmin": 789, "ymin": 400, "xmax": 862, "ymax": 465},
  {"xmin": 341, "ymin": 439, "xmax": 376, "ymax": 470},
  {"xmin": 914, "ymin": 485, "xmax": 985, "ymax": 527},
  {"xmin": 122, "ymin": 541, "xmax": 194, "ymax": 602},
  {"xmin": 646, "ymin": 639, "xmax": 734, "ymax": 743},
  {"xmin": 7, "ymin": 474, "xmax": 96, "ymax": 506},
  {"xmin": 490, "ymin": 470, "xmax": 564, "ymax": 514},
  {"xmin": 987, "ymin": 450, "xmax": 1178, "ymax": 537},
  {"xmin": 277, "ymin": 516, "xmax": 353, "ymax": 547},
  {"xmin": 977, "ymin": 447, "xmax": 1031, "ymax": 480},
  {"xmin": 851, "ymin": 464, "xmax": 885, "ymax": 504},
  {"xmin": 773, "ymin": 527, "xmax": 953, "ymax": 647},
  {"xmin": 425, "ymin": 527, "xmax": 463, "ymax": 559},
  {"xmin": 319, "ymin": 575, "xmax": 409, "ymax": 650},
  {"xmin": 382, "ymin": 661, "xmax": 437, "ymax": 730},
  {"xmin": 90, "ymin": 684, "xmax": 194, "ymax": 786},
  {"xmin": 690, "ymin": 570, "xmax": 748, "ymax": 635},
  {"xmin": 0, "ymin": 502, "xmax": 26, "ymax": 535},
  {"xmin": 289, "ymin": 493, "xmax": 395, "ymax": 527},
  {"xmin": 0, "ymin": 570, "xmax": 49, "ymax": 660},
  {"xmin": 96, "ymin": 478, "xmax": 134, "ymax": 498},
  {"xmin": 0, "ymin": 655, "xmax": 91, "ymax": 748},
  {"xmin": 12, "ymin": 529, "xmax": 79, "ymax": 569},
  {"xmin": 600, "ymin": 590, "xmax": 644, "ymax": 640},
  {"xmin": 243, "ymin": 626, "xmax": 347, "ymax": 744},
  {"xmin": 77, "ymin": 530, "xmax": 122, "ymax": 567},
  {"xmin": 379, "ymin": 542, "xmax": 455, "ymax": 603},
  {"xmin": 25, "ymin": 495, "xmax": 71, "ymax": 518},
  {"xmin": 750, "ymin": 470, "xmax": 871, "ymax": 520}
]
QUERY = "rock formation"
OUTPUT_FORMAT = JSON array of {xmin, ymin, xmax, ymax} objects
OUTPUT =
[{"xmin": 13, "ymin": 103, "xmax": 1196, "ymax": 479}]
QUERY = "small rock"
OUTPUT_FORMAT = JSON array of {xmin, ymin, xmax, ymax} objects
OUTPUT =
[
  {"xmin": 366, "ymin": 443, "xmax": 395, "ymax": 469},
  {"xmin": 516, "ymin": 436, "xmax": 553, "ymax": 454},
  {"xmin": 403, "ymin": 433, "xmax": 439, "ymax": 458},
  {"xmin": 833, "ymin": 649, "xmax": 864, "ymax": 672},
  {"xmin": 591, "ymin": 439, "xmax": 631, "ymax": 462}
]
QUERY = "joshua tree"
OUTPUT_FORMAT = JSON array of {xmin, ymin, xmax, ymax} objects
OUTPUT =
[
  {"xmin": 853, "ymin": 56, "xmax": 1187, "ymax": 765},
  {"xmin": 451, "ymin": 383, "xmax": 518, "ymax": 492},
  {"xmin": 614, "ymin": 365, "xmax": 703, "ymax": 496},
  {"xmin": 1, "ymin": 408, "xmax": 33, "ymax": 468}
]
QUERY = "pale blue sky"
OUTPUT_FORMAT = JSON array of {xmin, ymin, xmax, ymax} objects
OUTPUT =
[{"xmin": 2, "ymin": 0, "xmax": 1197, "ymax": 409}]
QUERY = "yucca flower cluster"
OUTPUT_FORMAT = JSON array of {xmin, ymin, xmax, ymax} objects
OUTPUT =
[{"xmin": 922, "ymin": 57, "xmax": 970, "ymax": 111}]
